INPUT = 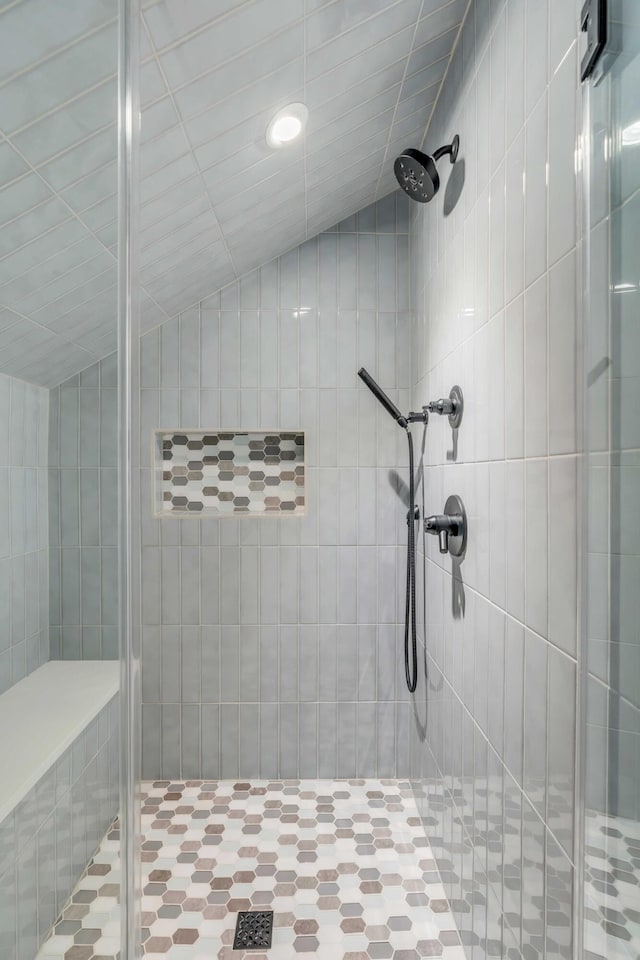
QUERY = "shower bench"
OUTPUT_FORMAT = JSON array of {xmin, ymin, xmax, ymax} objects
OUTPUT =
[{"xmin": 0, "ymin": 660, "xmax": 119, "ymax": 957}]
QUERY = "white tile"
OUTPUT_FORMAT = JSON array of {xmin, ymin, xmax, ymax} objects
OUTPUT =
[
  {"xmin": 141, "ymin": 96, "xmax": 179, "ymax": 143},
  {"xmin": 505, "ymin": 129, "xmax": 525, "ymax": 303},
  {"xmin": 548, "ymin": 456, "xmax": 578, "ymax": 657},
  {"xmin": 489, "ymin": 460, "xmax": 506, "ymax": 608},
  {"xmin": 489, "ymin": 162, "xmax": 505, "ymax": 318},
  {"xmin": 0, "ymin": 0, "xmax": 115, "ymax": 86},
  {"xmin": 524, "ymin": 274, "xmax": 548, "ymax": 458},
  {"xmin": 475, "ymin": 49, "xmax": 490, "ymax": 193},
  {"xmin": 12, "ymin": 79, "xmax": 117, "ymax": 167},
  {"xmin": 175, "ymin": 25, "xmax": 304, "ymax": 123},
  {"xmin": 487, "ymin": 310, "xmax": 505, "ymax": 460},
  {"xmin": 417, "ymin": 0, "xmax": 467, "ymax": 42},
  {"xmin": 505, "ymin": 294, "xmax": 524, "ymax": 459},
  {"xmin": 548, "ymin": 44, "xmax": 577, "ymax": 269},
  {"xmin": 0, "ymin": 142, "xmax": 30, "ymax": 188},
  {"xmin": 524, "ymin": 91, "xmax": 548, "ymax": 287},
  {"xmin": 548, "ymin": 249, "xmax": 577, "ymax": 454},
  {"xmin": 0, "ymin": 23, "xmax": 117, "ymax": 135},
  {"xmin": 489, "ymin": 6, "xmax": 506, "ymax": 176},
  {"xmin": 549, "ymin": 0, "xmax": 577, "ymax": 78},
  {"xmin": 524, "ymin": 0, "xmax": 549, "ymax": 114},
  {"xmin": 309, "ymin": 87, "xmax": 400, "ymax": 153},
  {"xmin": 505, "ymin": 0, "xmax": 525, "ymax": 144},
  {"xmin": 525, "ymin": 458, "xmax": 548, "ymax": 639},
  {"xmin": 143, "ymin": 0, "xmax": 239, "ymax": 51},
  {"xmin": 406, "ymin": 24, "xmax": 459, "ymax": 77},
  {"xmin": 307, "ymin": 0, "xmax": 401, "ymax": 51},
  {"xmin": 306, "ymin": 1, "xmax": 420, "ymax": 81},
  {"xmin": 506, "ymin": 460, "xmax": 525, "ymax": 622},
  {"xmin": 157, "ymin": 0, "xmax": 300, "ymax": 88},
  {"xmin": 397, "ymin": 55, "xmax": 448, "ymax": 101},
  {"xmin": 0, "ymin": 174, "xmax": 53, "ymax": 225}
]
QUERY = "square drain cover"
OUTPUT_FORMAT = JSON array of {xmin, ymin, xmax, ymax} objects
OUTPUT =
[{"xmin": 233, "ymin": 910, "xmax": 274, "ymax": 950}]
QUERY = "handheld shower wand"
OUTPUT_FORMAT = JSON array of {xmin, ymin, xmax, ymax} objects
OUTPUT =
[
  {"xmin": 358, "ymin": 368, "xmax": 426, "ymax": 693},
  {"xmin": 357, "ymin": 367, "xmax": 408, "ymax": 428}
]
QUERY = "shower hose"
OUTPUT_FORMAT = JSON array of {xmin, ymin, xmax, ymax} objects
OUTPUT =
[{"xmin": 405, "ymin": 429, "xmax": 418, "ymax": 693}]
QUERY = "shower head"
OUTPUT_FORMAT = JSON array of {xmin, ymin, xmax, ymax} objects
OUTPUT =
[
  {"xmin": 358, "ymin": 367, "xmax": 408, "ymax": 428},
  {"xmin": 394, "ymin": 134, "xmax": 460, "ymax": 203}
]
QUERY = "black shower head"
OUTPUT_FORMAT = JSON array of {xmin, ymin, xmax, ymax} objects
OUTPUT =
[
  {"xmin": 394, "ymin": 135, "xmax": 460, "ymax": 203},
  {"xmin": 358, "ymin": 367, "xmax": 408, "ymax": 428}
]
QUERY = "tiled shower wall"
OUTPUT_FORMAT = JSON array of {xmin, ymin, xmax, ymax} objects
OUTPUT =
[
  {"xmin": 48, "ymin": 354, "xmax": 119, "ymax": 660},
  {"xmin": 0, "ymin": 372, "xmax": 49, "ymax": 693},
  {"xmin": 140, "ymin": 195, "xmax": 413, "ymax": 780},
  {"xmin": 409, "ymin": 1, "xmax": 580, "ymax": 958}
]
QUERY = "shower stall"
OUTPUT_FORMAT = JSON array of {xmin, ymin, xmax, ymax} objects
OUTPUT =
[{"xmin": 1, "ymin": 0, "xmax": 638, "ymax": 958}]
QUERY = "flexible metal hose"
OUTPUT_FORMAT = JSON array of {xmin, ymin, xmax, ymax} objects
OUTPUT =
[{"xmin": 404, "ymin": 430, "xmax": 418, "ymax": 692}]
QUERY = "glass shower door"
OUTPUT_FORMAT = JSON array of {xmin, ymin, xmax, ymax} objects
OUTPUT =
[{"xmin": 582, "ymin": 3, "xmax": 640, "ymax": 958}]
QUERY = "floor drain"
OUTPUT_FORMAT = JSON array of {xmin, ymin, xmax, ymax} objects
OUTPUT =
[{"xmin": 233, "ymin": 910, "xmax": 274, "ymax": 950}]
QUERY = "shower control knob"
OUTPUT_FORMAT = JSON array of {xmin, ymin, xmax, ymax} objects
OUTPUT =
[
  {"xmin": 424, "ymin": 514, "xmax": 458, "ymax": 554},
  {"xmin": 428, "ymin": 397, "xmax": 455, "ymax": 416},
  {"xmin": 426, "ymin": 385, "xmax": 463, "ymax": 429},
  {"xmin": 424, "ymin": 495, "xmax": 467, "ymax": 558}
]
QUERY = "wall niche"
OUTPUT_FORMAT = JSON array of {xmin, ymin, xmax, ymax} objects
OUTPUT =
[{"xmin": 154, "ymin": 429, "xmax": 305, "ymax": 518}]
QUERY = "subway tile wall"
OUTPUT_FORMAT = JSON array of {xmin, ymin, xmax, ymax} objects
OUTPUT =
[
  {"xmin": 48, "ymin": 353, "xmax": 119, "ymax": 660},
  {"xmin": 0, "ymin": 695, "xmax": 119, "ymax": 959},
  {"xmin": 139, "ymin": 194, "xmax": 414, "ymax": 780},
  {"xmin": 408, "ymin": 2, "xmax": 581, "ymax": 958},
  {"xmin": 0, "ymin": 372, "xmax": 49, "ymax": 693}
]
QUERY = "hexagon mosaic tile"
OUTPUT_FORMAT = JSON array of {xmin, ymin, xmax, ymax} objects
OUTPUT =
[
  {"xmin": 583, "ymin": 810, "xmax": 640, "ymax": 960},
  {"xmin": 37, "ymin": 819, "xmax": 122, "ymax": 960},
  {"xmin": 38, "ymin": 780, "xmax": 465, "ymax": 960},
  {"xmin": 155, "ymin": 431, "xmax": 305, "ymax": 517}
]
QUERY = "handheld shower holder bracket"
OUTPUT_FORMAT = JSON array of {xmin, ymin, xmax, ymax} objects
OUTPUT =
[
  {"xmin": 406, "ymin": 504, "xmax": 420, "ymax": 525},
  {"xmin": 406, "ymin": 410, "xmax": 428, "ymax": 425}
]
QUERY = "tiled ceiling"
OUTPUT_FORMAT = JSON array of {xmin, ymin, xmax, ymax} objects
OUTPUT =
[{"xmin": 0, "ymin": 0, "xmax": 468, "ymax": 387}]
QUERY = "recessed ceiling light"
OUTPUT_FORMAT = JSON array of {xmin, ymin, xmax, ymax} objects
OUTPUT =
[{"xmin": 266, "ymin": 103, "xmax": 308, "ymax": 148}]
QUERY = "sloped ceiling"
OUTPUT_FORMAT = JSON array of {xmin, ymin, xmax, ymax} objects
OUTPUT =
[{"xmin": 0, "ymin": 0, "xmax": 468, "ymax": 387}]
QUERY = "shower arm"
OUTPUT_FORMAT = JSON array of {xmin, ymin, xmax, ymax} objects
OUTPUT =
[{"xmin": 432, "ymin": 143, "xmax": 456, "ymax": 163}]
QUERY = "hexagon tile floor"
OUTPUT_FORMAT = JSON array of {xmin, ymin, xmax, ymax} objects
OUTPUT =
[
  {"xmin": 583, "ymin": 810, "xmax": 640, "ymax": 960},
  {"xmin": 38, "ymin": 779, "xmax": 466, "ymax": 960}
]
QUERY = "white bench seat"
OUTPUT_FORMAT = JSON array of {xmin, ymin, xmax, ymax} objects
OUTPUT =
[{"xmin": 0, "ymin": 660, "xmax": 119, "ymax": 827}]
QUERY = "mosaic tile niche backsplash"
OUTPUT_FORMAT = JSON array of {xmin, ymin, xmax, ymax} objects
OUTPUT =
[{"xmin": 156, "ymin": 430, "xmax": 305, "ymax": 517}]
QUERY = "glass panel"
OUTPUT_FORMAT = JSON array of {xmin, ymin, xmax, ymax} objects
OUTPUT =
[
  {"xmin": 117, "ymin": 0, "xmax": 142, "ymax": 955},
  {"xmin": 0, "ymin": 0, "xmax": 124, "ymax": 955},
  {"xmin": 582, "ymin": 4, "xmax": 640, "ymax": 958}
]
